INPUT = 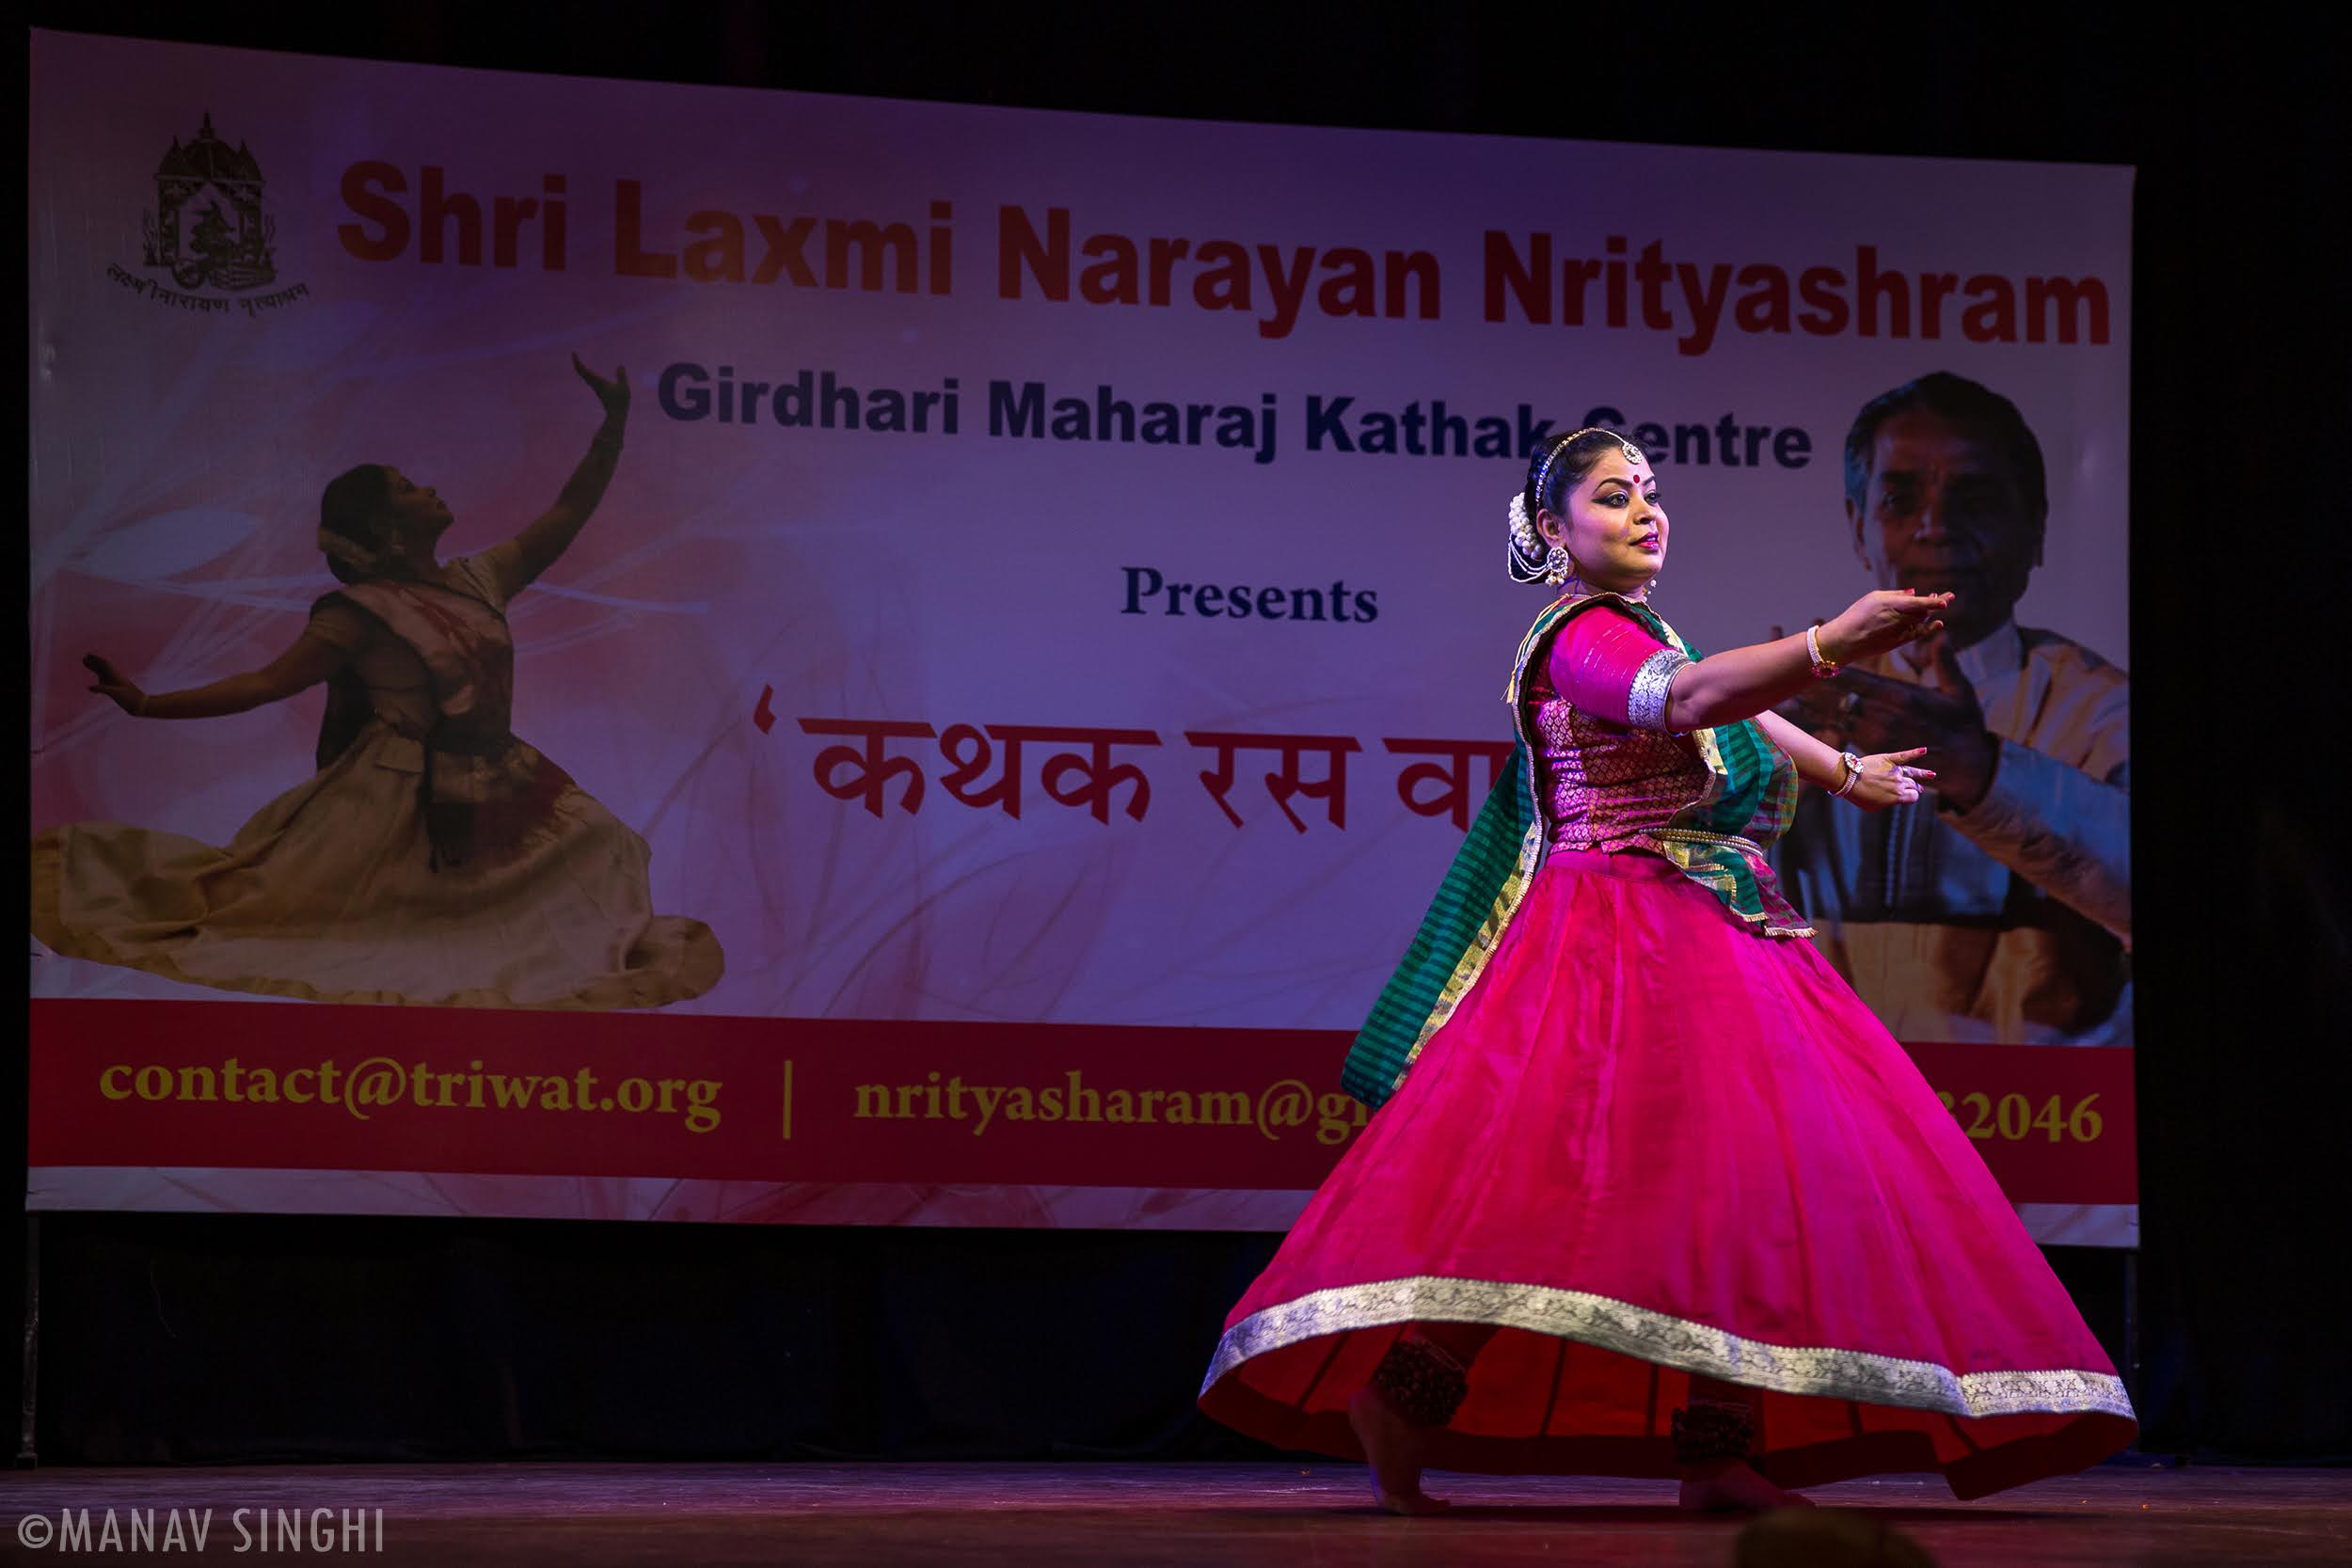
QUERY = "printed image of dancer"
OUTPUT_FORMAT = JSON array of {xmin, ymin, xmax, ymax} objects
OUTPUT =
[
  {"xmin": 32, "ymin": 354, "xmax": 723, "ymax": 1009},
  {"xmin": 1198, "ymin": 427, "xmax": 2134, "ymax": 1514}
]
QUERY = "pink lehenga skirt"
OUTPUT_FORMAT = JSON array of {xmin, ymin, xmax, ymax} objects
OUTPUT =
[{"xmin": 1198, "ymin": 849, "xmax": 2135, "ymax": 1499}]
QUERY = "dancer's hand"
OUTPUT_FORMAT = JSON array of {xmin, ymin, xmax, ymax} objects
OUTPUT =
[
  {"xmin": 573, "ymin": 353, "xmax": 630, "ymax": 428},
  {"xmin": 84, "ymin": 654, "xmax": 148, "ymax": 715},
  {"xmin": 1840, "ymin": 748, "xmax": 1935, "ymax": 812},
  {"xmin": 1817, "ymin": 588, "xmax": 1952, "ymax": 664}
]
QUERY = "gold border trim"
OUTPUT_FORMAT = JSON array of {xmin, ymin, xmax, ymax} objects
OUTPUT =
[
  {"xmin": 1649, "ymin": 827, "xmax": 1817, "ymax": 938},
  {"xmin": 1201, "ymin": 1275, "xmax": 2135, "ymax": 1422}
]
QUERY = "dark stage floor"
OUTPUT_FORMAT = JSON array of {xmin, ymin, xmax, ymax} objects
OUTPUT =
[{"xmin": 4, "ymin": 1462, "xmax": 2347, "ymax": 1565}]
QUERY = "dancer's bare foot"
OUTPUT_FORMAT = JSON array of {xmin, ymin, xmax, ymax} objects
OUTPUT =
[
  {"xmin": 1346, "ymin": 1388, "xmax": 1451, "ymax": 1516},
  {"xmin": 1677, "ymin": 1457, "xmax": 1814, "ymax": 1513}
]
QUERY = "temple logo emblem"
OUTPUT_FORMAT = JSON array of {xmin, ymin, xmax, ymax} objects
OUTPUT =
[{"xmin": 141, "ymin": 112, "xmax": 278, "ymax": 292}]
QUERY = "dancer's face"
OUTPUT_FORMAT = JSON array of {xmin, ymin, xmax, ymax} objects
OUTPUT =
[
  {"xmin": 1539, "ymin": 449, "xmax": 1666, "ymax": 594},
  {"xmin": 377, "ymin": 467, "xmax": 454, "ymax": 555}
]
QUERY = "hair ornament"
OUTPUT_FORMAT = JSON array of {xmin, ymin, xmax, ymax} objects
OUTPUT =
[
  {"xmin": 1531, "ymin": 444, "xmax": 1565, "ymax": 513},
  {"xmin": 317, "ymin": 528, "xmax": 384, "ymax": 575},
  {"xmin": 1505, "ymin": 491, "xmax": 1549, "ymax": 584},
  {"xmin": 1508, "ymin": 492, "xmax": 1538, "ymax": 555}
]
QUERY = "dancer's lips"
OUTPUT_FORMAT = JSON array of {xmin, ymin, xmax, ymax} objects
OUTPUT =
[{"xmin": 1632, "ymin": 534, "xmax": 1661, "ymax": 552}]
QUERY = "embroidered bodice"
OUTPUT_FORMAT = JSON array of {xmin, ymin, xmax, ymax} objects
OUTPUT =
[{"xmin": 1523, "ymin": 657, "xmax": 1711, "ymax": 855}]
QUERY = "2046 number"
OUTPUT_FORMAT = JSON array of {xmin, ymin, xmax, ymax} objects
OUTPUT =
[{"xmin": 1933, "ymin": 1091, "xmax": 2104, "ymax": 1143}]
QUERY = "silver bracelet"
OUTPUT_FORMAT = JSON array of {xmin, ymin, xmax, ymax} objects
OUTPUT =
[{"xmin": 1833, "ymin": 751, "xmax": 1864, "ymax": 798}]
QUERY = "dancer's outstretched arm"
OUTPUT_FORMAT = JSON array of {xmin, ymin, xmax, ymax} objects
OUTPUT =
[
  {"xmin": 83, "ymin": 635, "xmax": 344, "ymax": 721},
  {"xmin": 1754, "ymin": 709, "xmax": 1849, "ymax": 786},
  {"xmin": 501, "ymin": 353, "xmax": 630, "ymax": 594},
  {"xmin": 1662, "ymin": 589, "xmax": 1950, "ymax": 732}
]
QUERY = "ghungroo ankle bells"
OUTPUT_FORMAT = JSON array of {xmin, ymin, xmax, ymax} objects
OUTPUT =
[
  {"xmin": 1671, "ymin": 1398, "xmax": 1756, "ymax": 1464},
  {"xmin": 1368, "ymin": 1337, "xmax": 1470, "ymax": 1429}
]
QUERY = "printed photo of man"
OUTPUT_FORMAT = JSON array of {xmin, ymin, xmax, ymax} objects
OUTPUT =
[{"xmin": 1774, "ymin": 372, "xmax": 2130, "ymax": 1044}]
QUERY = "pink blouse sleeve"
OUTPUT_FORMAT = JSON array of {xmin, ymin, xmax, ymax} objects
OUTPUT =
[{"xmin": 1546, "ymin": 605, "xmax": 1692, "ymax": 731}]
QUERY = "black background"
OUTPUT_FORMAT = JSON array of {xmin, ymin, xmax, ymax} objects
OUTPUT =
[{"xmin": 10, "ymin": 2, "xmax": 2349, "ymax": 1465}]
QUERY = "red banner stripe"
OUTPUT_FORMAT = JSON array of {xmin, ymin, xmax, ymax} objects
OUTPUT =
[{"xmin": 29, "ymin": 1001, "xmax": 2133, "ymax": 1204}]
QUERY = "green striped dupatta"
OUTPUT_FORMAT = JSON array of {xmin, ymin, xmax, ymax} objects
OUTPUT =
[{"xmin": 1339, "ymin": 593, "xmax": 1804, "ymax": 1111}]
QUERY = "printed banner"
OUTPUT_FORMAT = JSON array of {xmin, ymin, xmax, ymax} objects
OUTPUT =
[{"xmin": 27, "ymin": 31, "xmax": 2135, "ymax": 1241}]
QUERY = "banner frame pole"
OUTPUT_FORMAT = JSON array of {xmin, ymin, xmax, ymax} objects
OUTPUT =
[
  {"xmin": 16, "ymin": 1213, "xmax": 39, "ymax": 1468},
  {"xmin": 2123, "ymin": 1243, "xmax": 2141, "ymax": 1416}
]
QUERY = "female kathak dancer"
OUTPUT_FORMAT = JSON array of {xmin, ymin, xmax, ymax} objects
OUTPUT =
[
  {"xmin": 1197, "ymin": 427, "xmax": 2134, "ymax": 1512},
  {"xmin": 32, "ymin": 355, "xmax": 723, "ymax": 1009}
]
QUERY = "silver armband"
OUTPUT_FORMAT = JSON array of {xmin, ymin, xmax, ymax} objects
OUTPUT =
[{"xmin": 1626, "ymin": 647, "xmax": 1692, "ymax": 731}]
